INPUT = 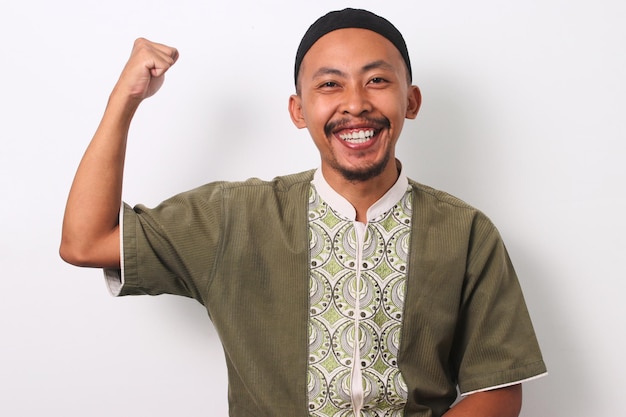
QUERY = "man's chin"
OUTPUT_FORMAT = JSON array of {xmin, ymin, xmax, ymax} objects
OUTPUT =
[{"xmin": 335, "ymin": 159, "xmax": 388, "ymax": 183}]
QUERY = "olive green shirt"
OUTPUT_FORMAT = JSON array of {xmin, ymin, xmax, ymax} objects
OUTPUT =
[{"xmin": 107, "ymin": 170, "xmax": 546, "ymax": 417}]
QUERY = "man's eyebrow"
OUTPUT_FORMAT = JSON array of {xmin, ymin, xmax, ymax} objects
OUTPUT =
[
  {"xmin": 311, "ymin": 67, "xmax": 346, "ymax": 79},
  {"xmin": 361, "ymin": 60, "xmax": 395, "ymax": 73},
  {"xmin": 311, "ymin": 60, "xmax": 396, "ymax": 79}
]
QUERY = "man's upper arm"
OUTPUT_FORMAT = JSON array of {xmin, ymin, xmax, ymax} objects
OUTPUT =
[{"xmin": 444, "ymin": 384, "xmax": 522, "ymax": 417}]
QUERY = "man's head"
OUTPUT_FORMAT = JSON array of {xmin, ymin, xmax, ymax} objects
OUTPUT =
[{"xmin": 289, "ymin": 9, "xmax": 421, "ymax": 186}]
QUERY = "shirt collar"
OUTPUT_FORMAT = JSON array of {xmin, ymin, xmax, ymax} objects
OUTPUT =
[{"xmin": 311, "ymin": 161, "xmax": 409, "ymax": 222}]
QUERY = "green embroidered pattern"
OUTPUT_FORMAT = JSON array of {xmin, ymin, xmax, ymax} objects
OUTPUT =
[{"xmin": 307, "ymin": 186, "xmax": 412, "ymax": 417}]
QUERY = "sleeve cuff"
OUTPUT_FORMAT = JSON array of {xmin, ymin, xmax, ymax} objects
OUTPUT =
[
  {"xmin": 102, "ymin": 202, "xmax": 125, "ymax": 297},
  {"xmin": 461, "ymin": 371, "xmax": 548, "ymax": 396},
  {"xmin": 459, "ymin": 360, "xmax": 548, "ymax": 396}
]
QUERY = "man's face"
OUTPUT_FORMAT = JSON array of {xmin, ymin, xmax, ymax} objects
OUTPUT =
[{"xmin": 290, "ymin": 28, "xmax": 420, "ymax": 185}]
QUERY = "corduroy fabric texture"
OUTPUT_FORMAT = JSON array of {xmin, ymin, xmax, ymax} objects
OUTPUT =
[{"xmin": 114, "ymin": 170, "xmax": 546, "ymax": 417}]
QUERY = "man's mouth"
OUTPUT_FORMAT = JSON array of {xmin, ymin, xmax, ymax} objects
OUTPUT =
[
  {"xmin": 338, "ymin": 129, "xmax": 376, "ymax": 144},
  {"xmin": 325, "ymin": 117, "xmax": 390, "ymax": 146}
]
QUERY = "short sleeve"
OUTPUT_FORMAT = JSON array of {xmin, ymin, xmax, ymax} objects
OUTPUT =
[
  {"xmin": 105, "ymin": 183, "xmax": 224, "ymax": 305},
  {"xmin": 452, "ymin": 215, "xmax": 547, "ymax": 394}
]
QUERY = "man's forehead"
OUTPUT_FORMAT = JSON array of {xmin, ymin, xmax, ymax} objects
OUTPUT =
[{"xmin": 301, "ymin": 29, "xmax": 406, "ymax": 76}]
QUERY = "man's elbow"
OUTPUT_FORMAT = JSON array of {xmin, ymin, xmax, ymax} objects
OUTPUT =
[
  {"xmin": 59, "ymin": 238, "xmax": 94, "ymax": 267},
  {"xmin": 59, "ymin": 234, "xmax": 120, "ymax": 269}
]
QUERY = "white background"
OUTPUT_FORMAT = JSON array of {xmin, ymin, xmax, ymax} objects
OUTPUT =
[{"xmin": 1, "ymin": 0, "xmax": 624, "ymax": 415}]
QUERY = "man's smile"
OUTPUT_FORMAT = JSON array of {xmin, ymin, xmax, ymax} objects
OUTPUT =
[
  {"xmin": 337, "ymin": 128, "xmax": 376, "ymax": 144},
  {"xmin": 325, "ymin": 117, "xmax": 390, "ymax": 147}
]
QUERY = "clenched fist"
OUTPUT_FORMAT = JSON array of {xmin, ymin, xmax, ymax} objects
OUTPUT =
[{"xmin": 114, "ymin": 38, "xmax": 179, "ymax": 101}]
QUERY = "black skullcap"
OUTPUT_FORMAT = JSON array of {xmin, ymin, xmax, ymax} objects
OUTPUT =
[{"xmin": 294, "ymin": 8, "xmax": 412, "ymax": 86}]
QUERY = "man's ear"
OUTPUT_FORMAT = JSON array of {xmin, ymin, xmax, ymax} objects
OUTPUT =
[
  {"xmin": 405, "ymin": 85, "xmax": 422, "ymax": 120},
  {"xmin": 289, "ymin": 94, "xmax": 307, "ymax": 129}
]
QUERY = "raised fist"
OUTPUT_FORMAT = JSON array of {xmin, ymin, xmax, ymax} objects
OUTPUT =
[{"xmin": 115, "ymin": 38, "xmax": 179, "ymax": 101}]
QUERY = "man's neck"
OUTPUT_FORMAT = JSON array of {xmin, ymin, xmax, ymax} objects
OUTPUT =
[{"xmin": 321, "ymin": 161, "xmax": 400, "ymax": 223}]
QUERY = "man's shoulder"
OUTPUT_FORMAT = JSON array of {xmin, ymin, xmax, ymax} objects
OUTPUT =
[
  {"xmin": 187, "ymin": 170, "xmax": 315, "ymax": 193},
  {"xmin": 179, "ymin": 170, "xmax": 315, "ymax": 198},
  {"xmin": 406, "ymin": 178, "xmax": 498, "ymax": 232},
  {"xmin": 226, "ymin": 169, "xmax": 316, "ymax": 192},
  {"xmin": 405, "ymin": 179, "xmax": 506, "ymax": 261},
  {"xmin": 407, "ymin": 178, "xmax": 477, "ymax": 212}
]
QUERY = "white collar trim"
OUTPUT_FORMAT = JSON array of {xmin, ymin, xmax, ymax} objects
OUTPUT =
[{"xmin": 311, "ymin": 165, "xmax": 409, "ymax": 222}]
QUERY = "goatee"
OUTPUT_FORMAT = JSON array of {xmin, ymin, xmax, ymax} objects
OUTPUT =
[
  {"xmin": 334, "ymin": 148, "xmax": 391, "ymax": 183},
  {"xmin": 324, "ymin": 116, "xmax": 392, "ymax": 183}
]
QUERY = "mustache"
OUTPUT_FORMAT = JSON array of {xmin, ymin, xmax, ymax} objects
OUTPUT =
[{"xmin": 324, "ymin": 116, "xmax": 391, "ymax": 137}]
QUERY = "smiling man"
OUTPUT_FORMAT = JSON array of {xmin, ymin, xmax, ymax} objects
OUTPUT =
[{"xmin": 61, "ymin": 8, "xmax": 546, "ymax": 417}]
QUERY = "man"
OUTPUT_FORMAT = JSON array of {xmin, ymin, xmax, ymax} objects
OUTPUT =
[{"xmin": 61, "ymin": 8, "xmax": 546, "ymax": 417}]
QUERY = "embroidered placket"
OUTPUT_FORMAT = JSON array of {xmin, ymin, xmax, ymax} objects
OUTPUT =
[
  {"xmin": 307, "ymin": 184, "xmax": 412, "ymax": 417},
  {"xmin": 351, "ymin": 222, "xmax": 366, "ymax": 413}
]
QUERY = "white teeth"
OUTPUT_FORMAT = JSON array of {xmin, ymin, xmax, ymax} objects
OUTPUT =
[{"xmin": 339, "ymin": 130, "xmax": 375, "ymax": 143}]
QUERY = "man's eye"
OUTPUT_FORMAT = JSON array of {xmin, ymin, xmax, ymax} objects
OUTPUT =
[
  {"xmin": 370, "ymin": 77, "xmax": 386, "ymax": 84},
  {"xmin": 321, "ymin": 81, "xmax": 338, "ymax": 88}
]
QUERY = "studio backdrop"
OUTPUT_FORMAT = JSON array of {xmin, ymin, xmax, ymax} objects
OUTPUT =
[{"xmin": 1, "ymin": 0, "xmax": 624, "ymax": 415}]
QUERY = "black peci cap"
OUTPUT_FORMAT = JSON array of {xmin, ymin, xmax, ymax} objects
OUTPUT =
[{"xmin": 294, "ymin": 8, "xmax": 412, "ymax": 86}]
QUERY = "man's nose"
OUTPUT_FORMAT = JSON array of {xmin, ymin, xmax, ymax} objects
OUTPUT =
[{"xmin": 340, "ymin": 85, "xmax": 373, "ymax": 116}]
